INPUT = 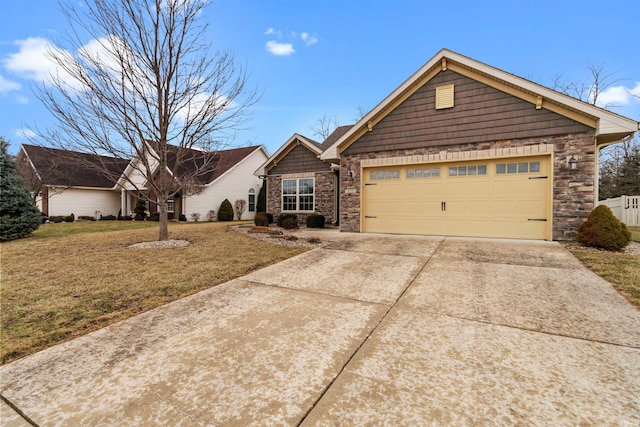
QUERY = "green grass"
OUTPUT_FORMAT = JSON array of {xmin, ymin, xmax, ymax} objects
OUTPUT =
[{"xmin": 1, "ymin": 221, "xmax": 304, "ymax": 364}]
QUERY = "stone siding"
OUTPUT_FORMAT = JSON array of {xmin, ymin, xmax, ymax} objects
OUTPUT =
[
  {"xmin": 266, "ymin": 171, "xmax": 336, "ymax": 225},
  {"xmin": 339, "ymin": 132, "xmax": 596, "ymax": 240}
]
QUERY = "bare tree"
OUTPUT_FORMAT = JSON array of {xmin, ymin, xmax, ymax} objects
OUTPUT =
[
  {"xmin": 552, "ymin": 63, "xmax": 625, "ymax": 107},
  {"xmin": 33, "ymin": 0, "xmax": 258, "ymax": 240},
  {"xmin": 599, "ymin": 135, "xmax": 640, "ymax": 199},
  {"xmin": 310, "ymin": 113, "xmax": 341, "ymax": 141},
  {"xmin": 234, "ymin": 199, "xmax": 247, "ymax": 220}
]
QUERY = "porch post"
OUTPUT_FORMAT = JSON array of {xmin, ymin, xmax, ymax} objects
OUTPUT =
[{"xmin": 121, "ymin": 189, "xmax": 127, "ymax": 217}]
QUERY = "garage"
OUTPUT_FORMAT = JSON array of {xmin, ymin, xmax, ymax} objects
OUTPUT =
[{"xmin": 362, "ymin": 155, "xmax": 551, "ymax": 240}]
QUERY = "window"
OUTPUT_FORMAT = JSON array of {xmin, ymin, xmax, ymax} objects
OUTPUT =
[
  {"xmin": 370, "ymin": 170, "xmax": 400, "ymax": 180},
  {"xmin": 407, "ymin": 167, "xmax": 440, "ymax": 179},
  {"xmin": 448, "ymin": 165, "xmax": 487, "ymax": 177},
  {"xmin": 496, "ymin": 161, "xmax": 541, "ymax": 175},
  {"xmin": 282, "ymin": 178, "xmax": 314, "ymax": 212},
  {"xmin": 248, "ymin": 188, "xmax": 255, "ymax": 212},
  {"xmin": 167, "ymin": 197, "xmax": 174, "ymax": 213}
]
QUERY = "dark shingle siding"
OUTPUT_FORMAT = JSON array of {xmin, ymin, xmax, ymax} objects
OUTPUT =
[
  {"xmin": 268, "ymin": 144, "xmax": 330, "ymax": 175},
  {"xmin": 345, "ymin": 71, "xmax": 593, "ymax": 155}
]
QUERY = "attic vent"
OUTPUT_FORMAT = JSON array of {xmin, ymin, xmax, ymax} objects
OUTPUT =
[{"xmin": 435, "ymin": 84, "xmax": 454, "ymax": 109}]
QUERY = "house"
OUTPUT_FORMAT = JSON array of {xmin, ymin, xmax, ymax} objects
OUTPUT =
[
  {"xmin": 17, "ymin": 143, "xmax": 269, "ymax": 221},
  {"xmin": 16, "ymin": 144, "xmax": 128, "ymax": 218},
  {"xmin": 117, "ymin": 142, "xmax": 269, "ymax": 221},
  {"xmin": 255, "ymin": 126, "xmax": 352, "ymax": 225},
  {"xmin": 262, "ymin": 49, "xmax": 639, "ymax": 240}
]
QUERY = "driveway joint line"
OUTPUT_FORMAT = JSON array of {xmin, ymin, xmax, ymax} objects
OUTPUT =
[
  {"xmin": 296, "ymin": 238, "xmax": 445, "ymax": 425},
  {"xmin": 411, "ymin": 308, "xmax": 640, "ymax": 350},
  {"xmin": 1, "ymin": 394, "xmax": 39, "ymax": 427},
  {"xmin": 240, "ymin": 280, "xmax": 390, "ymax": 306}
]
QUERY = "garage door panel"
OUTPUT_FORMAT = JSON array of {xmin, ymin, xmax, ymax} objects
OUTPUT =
[{"xmin": 363, "ymin": 156, "xmax": 550, "ymax": 239}]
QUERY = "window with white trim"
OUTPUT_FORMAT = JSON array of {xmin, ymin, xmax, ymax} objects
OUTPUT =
[
  {"xmin": 248, "ymin": 188, "xmax": 256, "ymax": 212},
  {"xmin": 282, "ymin": 178, "xmax": 314, "ymax": 212},
  {"xmin": 167, "ymin": 197, "xmax": 174, "ymax": 213}
]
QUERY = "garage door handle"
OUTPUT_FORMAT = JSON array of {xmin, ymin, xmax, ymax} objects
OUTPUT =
[
  {"xmin": 528, "ymin": 176, "xmax": 548, "ymax": 179},
  {"xmin": 365, "ymin": 183, "xmax": 377, "ymax": 186},
  {"xmin": 365, "ymin": 215, "xmax": 377, "ymax": 219},
  {"xmin": 441, "ymin": 201, "xmax": 446, "ymax": 211},
  {"xmin": 528, "ymin": 218, "xmax": 547, "ymax": 221}
]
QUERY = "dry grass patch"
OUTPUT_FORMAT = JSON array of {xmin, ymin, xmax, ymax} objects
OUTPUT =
[
  {"xmin": 565, "ymin": 241, "xmax": 640, "ymax": 310},
  {"xmin": 1, "ymin": 221, "xmax": 306, "ymax": 364},
  {"xmin": 629, "ymin": 226, "xmax": 640, "ymax": 242}
]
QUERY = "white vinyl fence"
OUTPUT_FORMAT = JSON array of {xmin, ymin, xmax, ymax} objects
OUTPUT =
[{"xmin": 598, "ymin": 195, "xmax": 640, "ymax": 226}]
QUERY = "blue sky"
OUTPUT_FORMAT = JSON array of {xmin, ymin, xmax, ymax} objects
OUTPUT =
[{"xmin": 1, "ymin": 0, "xmax": 639, "ymax": 156}]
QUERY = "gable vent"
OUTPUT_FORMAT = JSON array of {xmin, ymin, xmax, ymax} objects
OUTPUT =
[{"xmin": 436, "ymin": 84, "xmax": 454, "ymax": 109}]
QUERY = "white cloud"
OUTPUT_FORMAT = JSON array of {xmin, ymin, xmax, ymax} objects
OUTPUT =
[
  {"xmin": 3, "ymin": 38, "xmax": 60, "ymax": 82},
  {"xmin": 0, "ymin": 75, "xmax": 21, "ymax": 94},
  {"xmin": 16, "ymin": 128, "xmax": 36, "ymax": 139},
  {"xmin": 596, "ymin": 82, "xmax": 640, "ymax": 108},
  {"xmin": 301, "ymin": 32, "xmax": 318, "ymax": 46},
  {"xmin": 265, "ymin": 40, "xmax": 295, "ymax": 56},
  {"xmin": 15, "ymin": 94, "xmax": 29, "ymax": 104}
]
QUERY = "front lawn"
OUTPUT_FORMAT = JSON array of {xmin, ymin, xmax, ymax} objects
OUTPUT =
[
  {"xmin": 566, "ymin": 225, "xmax": 640, "ymax": 310},
  {"xmin": 0, "ymin": 221, "xmax": 306, "ymax": 364}
]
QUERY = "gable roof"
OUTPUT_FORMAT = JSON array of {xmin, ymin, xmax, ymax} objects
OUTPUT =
[
  {"xmin": 321, "ymin": 49, "xmax": 639, "ymax": 162},
  {"xmin": 19, "ymin": 144, "xmax": 128, "ymax": 189},
  {"xmin": 254, "ymin": 126, "xmax": 355, "ymax": 176},
  {"xmin": 254, "ymin": 133, "xmax": 322, "ymax": 176},
  {"xmin": 120, "ymin": 143, "xmax": 266, "ymax": 188}
]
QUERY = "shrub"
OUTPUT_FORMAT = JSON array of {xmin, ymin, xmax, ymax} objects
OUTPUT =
[
  {"xmin": 258, "ymin": 212, "xmax": 274, "ymax": 224},
  {"xmin": 178, "ymin": 214, "xmax": 187, "ymax": 222},
  {"xmin": 282, "ymin": 217, "xmax": 298, "ymax": 230},
  {"xmin": 0, "ymin": 138, "xmax": 41, "ymax": 241},
  {"xmin": 576, "ymin": 205, "xmax": 631, "ymax": 251},
  {"xmin": 277, "ymin": 213, "xmax": 297, "ymax": 228},
  {"xmin": 118, "ymin": 215, "xmax": 133, "ymax": 221},
  {"xmin": 257, "ymin": 183, "xmax": 267, "ymax": 212},
  {"xmin": 78, "ymin": 215, "xmax": 96, "ymax": 221},
  {"xmin": 99, "ymin": 214, "xmax": 116, "ymax": 221},
  {"xmin": 217, "ymin": 199, "xmax": 234, "ymax": 221},
  {"xmin": 234, "ymin": 199, "xmax": 247, "ymax": 220},
  {"xmin": 306, "ymin": 214, "xmax": 325, "ymax": 228},
  {"xmin": 134, "ymin": 199, "xmax": 147, "ymax": 220},
  {"xmin": 190, "ymin": 213, "xmax": 200, "ymax": 222},
  {"xmin": 49, "ymin": 216, "xmax": 63, "ymax": 223},
  {"xmin": 254, "ymin": 213, "xmax": 269, "ymax": 226},
  {"xmin": 63, "ymin": 213, "xmax": 75, "ymax": 222},
  {"xmin": 207, "ymin": 210, "xmax": 216, "ymax": 222},
  {"xmin": 149, "ymin": 213, "xmax": 160, "ymax": 222}
]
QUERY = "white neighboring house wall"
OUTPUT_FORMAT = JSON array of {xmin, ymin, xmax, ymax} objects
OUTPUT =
[
  {"xmin": 44, "ymin": 187, "xmax": 121, "ymax": 217},
  {"xmin": 184, "ymin": 148, "xmax": 268, "ymax": 221}
]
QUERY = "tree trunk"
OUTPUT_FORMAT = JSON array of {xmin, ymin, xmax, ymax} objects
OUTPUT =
[{"xmin": 158, "ymin": 197, "xmax": 169, "ymax": 241}]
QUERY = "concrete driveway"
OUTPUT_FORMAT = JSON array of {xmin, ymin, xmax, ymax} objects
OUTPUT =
[{"xmin": 2, "ymin": 233, "xmax": 639, "ymax": 426}]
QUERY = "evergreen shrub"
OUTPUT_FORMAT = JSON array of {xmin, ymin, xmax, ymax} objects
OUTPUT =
[
  {"xmin": 306, "ymin": 214, "xmax": 325, "ymax": 228},
  {"xmin": 277, "ymin": 213, "xmax": 297, "ymax": 228},
  {"xmin": 576, "ymin": 205, "xmax": 631, "ymax": 251},
  {"xmin": 217, "ymin": 199, "xmax": 234, "ymax": 221}
]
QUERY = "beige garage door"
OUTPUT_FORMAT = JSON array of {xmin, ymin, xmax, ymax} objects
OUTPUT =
[{"xmin": 362, "ymin": 156, "xmax": 551, "ymax": 240}]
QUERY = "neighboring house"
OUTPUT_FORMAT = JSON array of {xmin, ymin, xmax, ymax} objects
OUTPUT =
[
  {"xmin": 16, "ymin": 144, "xmax": 127, "ymax": 218},
  {"xmin": 117, "ymin": 143, "xmax": 269, "ymax": 221},
  {"xmin": 17, "ymin": 143, "xmax": 269, "ymax": 221},
  {"xmin": 255, "ymin": 126, "xmax": 352, "ymax": 225}
]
